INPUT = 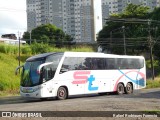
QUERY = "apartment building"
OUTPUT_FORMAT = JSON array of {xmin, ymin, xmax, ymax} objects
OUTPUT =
[
  {"xmin": 27, "ymin": 0, "xmax": 102, "ymax": 42},
  {"xmin": 140, "ymin": 0, "xmax": 160, "ymax": 10},
  {"xmin": 27, "ymin": 0, "xmax": 160, "ymax": 42}
]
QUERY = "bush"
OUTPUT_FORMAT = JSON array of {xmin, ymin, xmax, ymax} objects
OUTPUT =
[
  {"xmin": 146, "ymin": 78, "xmax": 160, "ymax": 88},
  {"xmin": 0, "ymin": 44, "xmax": 6, "ymax": 53},
  {"xmin": 0, "ymin": 43, "xmax": 18, "ymax": 54},
  {"xmin": 30, "ymin": 43, "xmax": 52, "ymax": 54},
  {"xmin": 21, "ymin": 46, "xmax": 32, "ymax": 55}
]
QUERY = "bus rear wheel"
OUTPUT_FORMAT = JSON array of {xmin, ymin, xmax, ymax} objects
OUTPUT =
[
  {"xmin": 57, "ymin": 87, "xmax": 67, "ymax": 100},
  {"xmin": 125, "ymin": 83, "xmax": 133, "ymax": 94},
  {"xmin": 117, "ymin": 83, "xmax": 124, "ymax": 95}
]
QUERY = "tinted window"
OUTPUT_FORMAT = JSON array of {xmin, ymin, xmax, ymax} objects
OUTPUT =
[
  {"xmin": 106, "ymin": 58, "xmax": 144, "ymax": 70},
  {"xmin": 60, "ymin": 57, "xmax": 77, "ymax": 73},
  {"xmin": 43, "ymin": 64, "xmax": 55, "ymax": 82},
  {"xmin": 77, "ymin": 57, "xmax": 89, "ymax": 70},
  {"xmin": 105, "ymin": 58, "xmax": 117, "ymax": 69},
  {"xmin": 21, "ymin": 60, "xmax": 44, "ymax": 87},
  {"xmin": 46, "ymin": 54, "xmax": 63, "ymax": 70},
  {"xmin": 60, "ymin": 57, "xmax": 106, "ymax": 72},
  {"xmin": 60, "ymin": 57, "xmax": 144, "ymax": 73},
  {"xmin": 44, "ymin": 54, "xmax": 63, "ymax": 80}
]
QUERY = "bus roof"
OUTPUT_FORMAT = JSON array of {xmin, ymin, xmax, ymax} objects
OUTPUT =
[
  {"xmin": 63, "ymin": 52, "xmax": 145, "ymax": 59},
  {"xmin": 26, "ymin": 52, "xmax": 144, "ymax": 62},
  {"xmin": 26, "ymin": 52, "xmax": 64, "ymax": 62}
]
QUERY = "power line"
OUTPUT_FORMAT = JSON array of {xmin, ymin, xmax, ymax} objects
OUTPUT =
[
  {"xmin": 0, "ymin": 7, "xmax": 26, "ymax": 12},
  {"xmin": 103, "ymin": 18, "xmax": 160, "ymax": 80}
]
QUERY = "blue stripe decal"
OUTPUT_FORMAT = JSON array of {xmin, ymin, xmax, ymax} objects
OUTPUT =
[
  {"xmin": 118, "ymin": 70, "xmax": 145, "ymax": 86},
  {"xmin": 136, "ymin": 69, "xmax": 140, "ymax": 81}
]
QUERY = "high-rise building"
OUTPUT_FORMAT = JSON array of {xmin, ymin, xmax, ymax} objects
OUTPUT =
[
  {"xmin": 27, "ymin": 0, "xmax": 160, "ymax": 42},
  {"xmin": 27, "ymin": 0, "xmax": 102, "ymax": 43},
  {"xmin": 139, "ymin": 0, "xmax": 160, "ymax": 11}
]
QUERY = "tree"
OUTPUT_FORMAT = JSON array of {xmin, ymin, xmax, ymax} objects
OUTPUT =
[
  {"xmin": 23, "ymin": 31, "xmax": 30, "ymax": 41},
  {"xmin": 149, "ymin": 7, "xmax": 160, "ymax": 63},
  {"xmin": 97, "ymin": 4, "xmax": 150, "ymax": 55},
  {"xmin": 122, "ymin": 3, "xmax": 149, "ymax": 18},
  {"xmin": 22, "ymin": 24, "xmax": 73, "ymax": 47}
]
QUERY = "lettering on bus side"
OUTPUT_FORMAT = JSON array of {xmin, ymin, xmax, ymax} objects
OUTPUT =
[
  {"xmin": 88, "ymin": 75, "xmax": 98, "ymax": 91},
  {"xmin": 72, "ymin": 71, "xmax": 90, "ymax": 84},
  {"xmin": 72, "ymin": 71, "xmax": 98, "ymax": 91}
]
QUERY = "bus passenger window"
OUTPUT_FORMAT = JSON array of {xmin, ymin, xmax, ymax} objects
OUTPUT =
[
  {"xmin": 97, "ymin": 58, "xmax": 105, "ymax": 70},
  {"xmin": 91, "ymin": 58, "xmax": 98, "ymax": 70},
  {"xmin": 79, "ymin": 57, "xmax": 89, "ymax": 70},
  {"xmin": 106, "ymin": 58, "xmax": 117, "ymax": 70},
  {"xmin": 60, "ymin": 57, "xmax": 77, "ymax": 73}
]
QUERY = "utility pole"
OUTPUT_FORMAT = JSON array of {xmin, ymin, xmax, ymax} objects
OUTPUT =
[
  {"xmin": 110, "ymin": 31, "xmax": 112, "ymax": 53},
  {"xmin": 110, "ymin": 27, "xmax": 126, "ymax": 54},
  {"xmin": 105, "ymin": 18, "xmax": 159, "ymax": 80},
  {"xmin": 18, "ymin": 32, "xmax": 21, "ymax": 73},
  {"xmin": 148, "ymin": 20, "xmax": 155, "ymax": 80},
  {"xmin": 30, "ymin": 30, "xmax": 32, "ymax": 45},
  {"xmin": 122, "ymin": 26, "xmax": 126, "ymax": 55}
]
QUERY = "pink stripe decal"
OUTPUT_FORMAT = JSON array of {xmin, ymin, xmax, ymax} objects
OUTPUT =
[
  {"xmin": 72, "ymin": 71, "xmax": 91, "ymax": 84},
  {"xmin": 113, "ymin": 70, "xmax": 145, "ymax": 91}
]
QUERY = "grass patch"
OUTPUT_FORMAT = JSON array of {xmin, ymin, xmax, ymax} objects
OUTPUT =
[
  {"xmin": 0, "ymin": 43, "xmax": 94, "ymax": 55},
  {"xmin": 0, "ymin": 53, "xmax": 21, "ymax": 94},
  {"xmin": 144, "ymin": 110, "xmax": 160, "ymax": 115},
  {"xmin": 0, "ymin": 90, "xmax": 19, "ymax": 96},
  {"xmin": 146, "ymin": 78, "xmax": 160, "ymax": 89}
]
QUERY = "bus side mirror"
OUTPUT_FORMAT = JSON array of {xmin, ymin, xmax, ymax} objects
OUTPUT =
[
  {"xmin": 37, "ymin": 62, "xmax": 53, "ymax": 74},
  {"xmin": 60, "ymin": 68, "xmax": 68, "ymax": 74},
  {"xmin": 15, "ymin": 65, "xmax": 23, "ymax": 75}
]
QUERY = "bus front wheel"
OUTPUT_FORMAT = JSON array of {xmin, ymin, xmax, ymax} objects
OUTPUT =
[
  {"xmin": 117, "ymin": 83, "xmax": 124, "ymax": 95},
  {"xmin": 125, "ymin": 83, "xmax": 133, "ymax": 94},
  {"xmin": 57, "ymin": 87, "xmax": 67, "ymax": 100}
]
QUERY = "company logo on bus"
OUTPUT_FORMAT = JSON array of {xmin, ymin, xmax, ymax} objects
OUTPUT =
[
  {"xmin": 72, "ymin": 70, "xmax": 145, "ymax": 92},
  {"xmin": 72, "ymin": 71, "xmax": 98, "ymax": 91},
  {"xmin": 72, "ymin": 71, "xmax": 90, "ymax": 84},
  {"xmin": 113, "ymin": 70, "xmax": 145, "ymax": 91}
]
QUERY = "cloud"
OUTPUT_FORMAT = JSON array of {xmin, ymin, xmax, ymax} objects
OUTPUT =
[{"xmin": 0, "ymin": 0, "xmax": 27, "ymax": 37}]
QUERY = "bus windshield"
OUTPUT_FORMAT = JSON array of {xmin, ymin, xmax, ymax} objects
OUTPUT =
[
  {"xmin": 21, "ymin": 60, "xmax": 44, "ymax": 87},
  {"xmin": 21, "ymin": 53, "xmax": 63, "ymax": 87}
]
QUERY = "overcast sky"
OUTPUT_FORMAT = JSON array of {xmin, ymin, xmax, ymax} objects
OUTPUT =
[{"xmin": 0, "ymin": 0, "xmax": 27, "ymax": 38}]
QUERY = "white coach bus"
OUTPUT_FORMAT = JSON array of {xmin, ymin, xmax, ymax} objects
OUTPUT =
[{"xmin": 16, "ymin": 52, "xmax": 146, "ymax": 100}]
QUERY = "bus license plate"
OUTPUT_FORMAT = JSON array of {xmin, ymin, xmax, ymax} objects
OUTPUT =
[{"xmin": 26, "ymin": 94, "xmax": 30, "ymax": 97}]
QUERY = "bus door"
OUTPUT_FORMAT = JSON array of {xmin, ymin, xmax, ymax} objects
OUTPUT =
[{"xmin": 39, "ymin": 63, "xmax": 56, "ymax": 97}]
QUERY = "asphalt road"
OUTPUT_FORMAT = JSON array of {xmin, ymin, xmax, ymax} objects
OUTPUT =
[{"xmin": 0, "ymin": 88, "xmax": 159, "ymax": 120}]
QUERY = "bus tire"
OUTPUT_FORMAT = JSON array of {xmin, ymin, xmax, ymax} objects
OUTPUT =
[
  {"xmin": 125, "ymin": 83, "xmax": 133, "ymax": 94},
  {"xmin": 57, "ymin": 87, "xmax": 67, "ymax": 100},
  {"xmin": 117, "ymin": 83, "xmax": 124, "ymax": 95}
]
